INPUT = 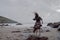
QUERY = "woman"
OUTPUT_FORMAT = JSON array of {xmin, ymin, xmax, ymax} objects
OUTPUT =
[{"xmin": 33, "ymin": 12, "xmax": 43, "ymax": 33}]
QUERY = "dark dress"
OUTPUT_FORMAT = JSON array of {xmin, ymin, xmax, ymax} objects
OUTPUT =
[{"xmin": 33, "ymin": 16, "xmax": 42, "ymax": 32}]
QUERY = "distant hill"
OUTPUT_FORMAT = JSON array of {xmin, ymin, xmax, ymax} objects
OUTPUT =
[{"xmin": 0, "ymin": 16, "xmax": 18, "ymax": 23}]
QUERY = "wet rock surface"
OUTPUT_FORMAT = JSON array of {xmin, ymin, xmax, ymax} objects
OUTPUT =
[{"xmin": 26, "ymin": 35, "xmax": 48, "ymax": 40}]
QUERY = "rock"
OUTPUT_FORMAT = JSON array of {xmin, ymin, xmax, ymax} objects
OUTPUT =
[
  {"xmin": 14, "ymin": 39, "xmax": 19, "ymax": 40},
  {"xmin": 46, "ymin": 30, "xmax": 50, "ymax": 32},
  {"xmin": 47, "ymin": 22, "xmax": 60, "ymax": 28},
  {"xmin": 58, "ymin": 28, "xmax": 60, "ymax": 31},
  {"xmin": 40, "ymin": 37, "xmax": 48, "ymax": 40},
  {"xmin": 26, "ymin": 35, "xmax": 48, "ymax": 40},
  {"xmin": 47, "ymin": 23, "xmax": 53, "ymax": 26},
  {"xmin": 11, "ymin": 31, "xmax": 21, "ymax": 33},
  {"xmin": 0, "ymin": 24, "xmax": 9, "ymax": 26},
  {"xmin": 5, "ymin": 24, "xmax": 9, "ymax": 26},
  {"xmin": 16, "ymin": 23, "xmax": 22, "ymax": 25}
]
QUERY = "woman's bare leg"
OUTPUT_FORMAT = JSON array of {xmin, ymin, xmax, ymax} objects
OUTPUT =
[{"xmin": 39, "ymin": 29, "xmax": 41, "ymax": 37}]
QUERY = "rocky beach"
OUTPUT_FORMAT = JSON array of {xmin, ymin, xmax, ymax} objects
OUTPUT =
[{"xmin": 0, "ymin": 24, "xmax": 60, "ymax": 40}]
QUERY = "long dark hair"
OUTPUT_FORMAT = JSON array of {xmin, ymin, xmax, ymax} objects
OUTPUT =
[{"xmin": 35, "ymin": 12, "xmax": 39, "ymax": 19}]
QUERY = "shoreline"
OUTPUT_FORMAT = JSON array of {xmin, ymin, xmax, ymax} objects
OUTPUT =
[{"xmin": 0, "ymin": 24, "xmax": 59, "ymax": 40}]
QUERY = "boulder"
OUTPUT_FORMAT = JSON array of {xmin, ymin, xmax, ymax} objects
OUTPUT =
[{"xmin": 47, "ymin": 22, "xmax": 60, "ymax": 28}]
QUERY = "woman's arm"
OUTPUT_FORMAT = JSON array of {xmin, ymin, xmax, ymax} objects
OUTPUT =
[
  {"xmin": 33, "ymin": 18, "xmax": 36, "ymax": 21},
  {"xmin": 39, "ymin": 17, "xmax": 43, "ymax": 24}
]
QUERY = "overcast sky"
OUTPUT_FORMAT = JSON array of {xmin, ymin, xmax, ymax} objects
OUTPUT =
[{"xmin": 0, "ymin": 0, "xmax": 60, "ymax": 24}]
